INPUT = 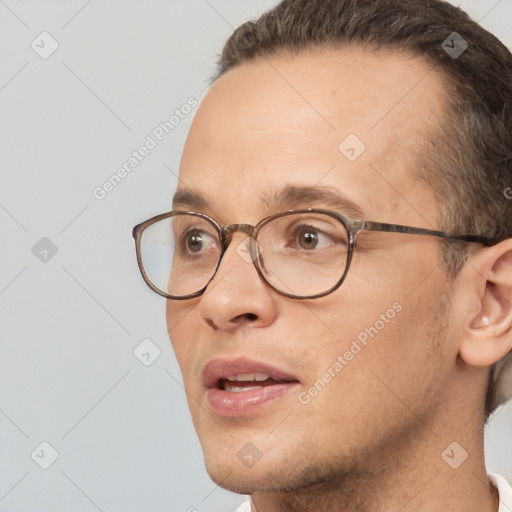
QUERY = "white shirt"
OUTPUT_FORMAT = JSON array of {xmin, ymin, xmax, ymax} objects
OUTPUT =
[
  {"xmin": 234, "ymin": 497, "xmax": 252, "ymax": 512},
  {"xmin": 234, "ymin": 473, "xmax": 512, "ymax": 512},
  {"xmin": 491, "ymin": 473, "xmax": 512, "ymax": 512}
]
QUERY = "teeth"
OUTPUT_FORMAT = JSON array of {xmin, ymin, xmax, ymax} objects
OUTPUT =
[
  {"xmin": 226, "ymin": 373, "xmax": 270, "ymax": 382},
  {"xmin": 224, "ymin": 383, "xmax": 262, "ymax": 393}
]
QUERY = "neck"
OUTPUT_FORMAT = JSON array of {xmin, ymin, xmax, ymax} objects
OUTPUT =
[{"xmin": 251, "ymin": 430, "xmax": 499, "ymax": 512}]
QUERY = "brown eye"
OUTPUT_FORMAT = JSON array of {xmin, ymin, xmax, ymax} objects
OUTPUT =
[
  {"xmin": 186, "ymin": 231, "xmax": 204, "ymax": 253},
  {"xmin": 296, "ymin": 227, "xmax": 319, "ymax": 249},
  {"xmin": 180, "ymin": 229, "xmax": 216, "ymax": 256},
  {"xmin": 292, "ymin": 223, "xmax": 336, "ymax": 250}
]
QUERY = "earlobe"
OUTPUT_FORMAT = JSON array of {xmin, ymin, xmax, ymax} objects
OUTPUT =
[{"xmin": 459, "ymin": 240, "xmax": 512, "ymax": 367}]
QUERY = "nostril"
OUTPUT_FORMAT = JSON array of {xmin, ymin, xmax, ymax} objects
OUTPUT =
[
  {"xmin": 231, "ymin": 312, "xmax": 259, "ymax": 323},
  {"xmin": 205, "ymin": 318, "xmax": 218, "ymax": 330}
]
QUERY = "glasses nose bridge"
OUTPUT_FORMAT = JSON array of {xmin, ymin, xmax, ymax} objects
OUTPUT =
[{"xmin": 221, "ymin": 223, "xmax": 256, "ymax": 245}]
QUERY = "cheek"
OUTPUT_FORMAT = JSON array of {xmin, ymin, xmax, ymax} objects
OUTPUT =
[
  {"xmin": 297, "ymin": 300, "xmax": 446, "ymax": 448},
  {"xmin": 166, "ymin": 300, "xmax": 200, "ymax": 374},
  {"xmin": 305, "ymin": 265, "xmax": 449, "ymax": 392}
]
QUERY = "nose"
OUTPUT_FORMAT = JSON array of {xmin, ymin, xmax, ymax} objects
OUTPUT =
[{"xmin": 198, "ymin": 233, "xmax": 279, "ymax": 332}]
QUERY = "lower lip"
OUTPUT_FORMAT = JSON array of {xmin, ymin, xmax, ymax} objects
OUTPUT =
[{"xmin": 206, "ymin": 382, "xmax": 300, "ymax": 417}]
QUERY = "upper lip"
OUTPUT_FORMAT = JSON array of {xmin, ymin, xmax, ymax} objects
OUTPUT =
[{"xmin": 202, "ymin": 357, "xmax": 300, "ymax": 389}]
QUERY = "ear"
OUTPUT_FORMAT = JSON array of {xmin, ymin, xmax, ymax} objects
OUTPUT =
[{"xmin": 459, "ymin": 239, "xmax": 512, "ymax": 367}]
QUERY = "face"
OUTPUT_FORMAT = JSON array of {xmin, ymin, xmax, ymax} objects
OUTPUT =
[{"xmin": 167, "ymin": 46, "xmax": 458, "ymax": 494}]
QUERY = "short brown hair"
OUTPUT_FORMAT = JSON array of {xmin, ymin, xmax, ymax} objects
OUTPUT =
[{"xmin": 213, "ymin": 0, "xmax": 512, "ymax": 415}]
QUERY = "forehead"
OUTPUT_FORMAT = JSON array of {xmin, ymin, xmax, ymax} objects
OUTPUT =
[{"xmin": 178, "ymin": 46, "xmax": 444, "ymax": 226}]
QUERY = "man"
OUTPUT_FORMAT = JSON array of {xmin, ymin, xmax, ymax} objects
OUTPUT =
[{"xmin": 133, "ymin": 0, "xmax": 512, "ymax": 510}]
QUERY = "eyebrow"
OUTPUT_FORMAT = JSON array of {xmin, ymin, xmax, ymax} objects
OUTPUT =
[
  {"xmin": 172, "ymin": 184, "xmax": 365, "ymax": 219},
  {"xmin": 172, "ymin": 189, "xmax": 210, "ymax": 210},
  {"xmin": 261, "ymin": 184, "xmax": 365, "ymax": 218}
]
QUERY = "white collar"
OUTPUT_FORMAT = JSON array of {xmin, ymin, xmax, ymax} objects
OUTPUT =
[{"xmin": 490, "ymin": 473, "xmax": 512, "ymax": 512}]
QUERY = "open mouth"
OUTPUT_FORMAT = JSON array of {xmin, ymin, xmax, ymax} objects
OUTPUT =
[
  {"xmin": 202, "ymin": 358, "xmax": 301, "ymax": 416},
  {"xmin": 218, "ymin": 373, "xmax": 294, "ymax": 392}
]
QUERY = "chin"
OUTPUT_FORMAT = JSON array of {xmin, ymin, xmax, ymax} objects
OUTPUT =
[
  {"xmin": 205, "ymin": 456, "xmax": 348, "ymax": 498},
  {"xmin": 204, "ymin": 459, "xmax": 267, "ymax": 495},
  {"xmin": 202, "ymin": 442, "xmax": 333, "ymax": 496},
  {"xmin": 201, "ymin": 443, "xmax": 288, "ymax": 494}
]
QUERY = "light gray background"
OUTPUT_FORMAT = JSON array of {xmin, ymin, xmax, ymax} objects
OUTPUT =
[{"xmin": 1, "ymin": 1, "xmax": 511, "ymax": 511}]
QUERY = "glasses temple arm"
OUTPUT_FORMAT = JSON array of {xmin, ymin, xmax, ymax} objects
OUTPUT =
[{"xmin": 360, "ymin": 220, "xmax": 495, "ymax": 245}]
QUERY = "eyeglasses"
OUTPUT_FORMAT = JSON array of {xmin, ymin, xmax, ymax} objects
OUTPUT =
[{"xmin": 132, "ymin": 209, "xmax": 494, "ymax": 300}]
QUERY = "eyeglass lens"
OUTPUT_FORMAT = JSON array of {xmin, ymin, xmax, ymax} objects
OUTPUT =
[{"xmin": 139, "ymin": 212, "xmax": 350, "ymax": 298}]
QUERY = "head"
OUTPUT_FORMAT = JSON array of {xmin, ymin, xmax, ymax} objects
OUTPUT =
[{"xmin": 162, "ymin": 0, "xmax": 512, "ymax": 496}]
